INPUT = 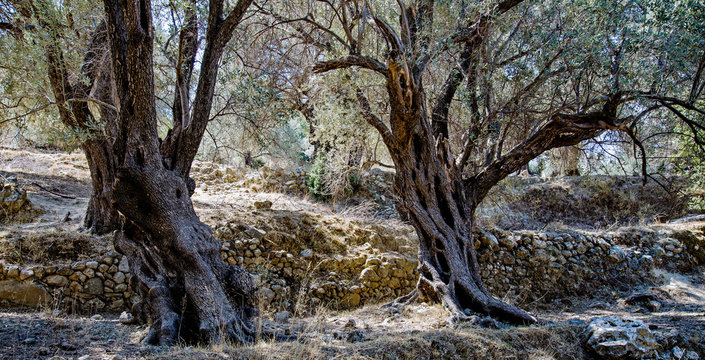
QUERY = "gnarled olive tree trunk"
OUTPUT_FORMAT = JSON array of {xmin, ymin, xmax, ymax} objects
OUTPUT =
[
  {"xmin": 100, "ymin": 0, "xmax": 255, "ymax": 345},
  {"xmin": 381, "ymin": 65, "xmax": 538, "ymax": 324}
]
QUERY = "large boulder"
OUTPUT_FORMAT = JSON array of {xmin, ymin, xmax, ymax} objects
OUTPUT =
[
  {"xmin": 0, "ymin": 280, "xmax": 51, "ymax": 307},
  {"xmin": 585, "ymin": 317, "xmax": 659, "ymax": 359}
]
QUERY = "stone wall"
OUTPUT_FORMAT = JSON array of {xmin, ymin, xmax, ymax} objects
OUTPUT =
[
  {"xmin": 0, "ymin": 251, "xmax": 135, "ymax": 311},
  {"xmin": 1, "ymin": 222, "xmax": 703, "ymax": 313}
]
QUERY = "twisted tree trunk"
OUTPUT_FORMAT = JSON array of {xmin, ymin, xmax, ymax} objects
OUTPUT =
[
  {"xmin": 383, "ymin": 69, "xmax": 538, "ymax": 324},
  {"xmin": 100, "ymin": 0, "xmax": 256, "ymax": 345}
]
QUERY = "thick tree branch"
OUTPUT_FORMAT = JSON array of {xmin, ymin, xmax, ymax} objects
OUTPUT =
[
  {"xmin": 356, "ymin": 89, "xmax": 393, "ymax": 147},
  {"xmin": 466, "ymin": 94, "xmax": 627, "ymax": 205},
  {"xmin": 313, "ymin": 55, "xmax": 389, "ymax": 76}
]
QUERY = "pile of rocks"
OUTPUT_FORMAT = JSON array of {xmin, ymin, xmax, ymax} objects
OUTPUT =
[{"xmin": 585, "ymin": 316, "xmax": 700, "ymax": 359}]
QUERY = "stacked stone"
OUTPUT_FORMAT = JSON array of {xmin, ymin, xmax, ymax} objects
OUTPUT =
[
  {"xmin": 473, "ymin": 228, "xmax": 695, "ymax": 301},
  {"xmin": 1, "ymin": 221, "xmax": 700, "ymax": 313},
  {"xmin": 0, "ymin": 251, "xmax": 136, "ymax": 311}
]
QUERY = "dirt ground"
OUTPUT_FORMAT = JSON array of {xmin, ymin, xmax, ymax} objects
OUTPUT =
[{"xmin": 1, "ymin": 147, "xmax": 704, "ymax": 359}]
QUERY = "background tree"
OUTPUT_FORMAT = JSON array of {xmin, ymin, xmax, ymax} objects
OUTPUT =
[
  {"xmin": 290, "ymin": 0, "xmax": 705, "ymax": 324},
  {"xmin": 0, "ymin": 0, "xmax": 119, "ymax": 233}
]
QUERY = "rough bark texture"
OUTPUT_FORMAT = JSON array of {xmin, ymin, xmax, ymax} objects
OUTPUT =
[
  {"xmin": 101, "ymin": 0, "xmax": 256, "ymax": 345},
  {"xmin": 380, "ymin": 58, "xmax": 538, "ymax": 324},
  {"xmin": 311, "ymin": 0, "xmax": 630, "ymax": 325}
]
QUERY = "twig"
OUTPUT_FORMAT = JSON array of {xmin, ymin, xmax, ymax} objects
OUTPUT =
[{"xmin": 30, "ymin": 182, "xmax": 76, "ymax": 199}]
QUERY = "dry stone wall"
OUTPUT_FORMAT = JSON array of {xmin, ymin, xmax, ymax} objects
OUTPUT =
[{"xmin": 1, "ymin": 222, "xmax": 703, "ymax": 313}]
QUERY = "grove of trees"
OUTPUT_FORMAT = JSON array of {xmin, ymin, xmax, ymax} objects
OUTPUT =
[{"xmin": 1, "ymin": 0, "xmax": 704, "ymax": 345}]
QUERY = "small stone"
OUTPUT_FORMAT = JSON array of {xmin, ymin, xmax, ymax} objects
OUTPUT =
[
  {"xmin": 113, "ymin": 272, "xmax": 126, "ymax": 284},
  {"xmin": 44, "ymin": 275, "xmax": 69, "ymax": 287},
  {"xmin": 19, "ymin": 268, "xmax": 34, "ymax": 281},
  {"xmin": 685, "ymin": 351, "xmax": 700, "ymax": 360},
  {"xmin": 673, "ymin": 346, "xmax": 685, "ymax": 359},
  {"xmin": 607, "ymin": 246, "xmax": 625, "ymax": 263},
  {"xmin": 343, "ymin": 293, "xmax": 361, "ymax": 307},
  {"xmin": 117, "ymin": 257, "xmax": 129, "ymax": 273},
  {"xmin": 86, "ymin": 261, "xmax": 99, "ymax": 269},
  {"xmin": 346, "ymin": 330, "xmax": 365, "ymax": 342},
  {"xmin": 60, "ymin": 341, "xmax": 78, "ymax": 351},
  {"xmin": 585, "ymin": 317, "xmax": 658, "ymax": 359},
  {"xmin": 274, "ymin": 311, "xmax": 290, "ymax": 323},
  {"xmin": 254, "ymin": 200, "xmax": 273, "ymax": 210},
  {"xmin": 84, "ymin": 278, "xmax": 104, "ymax": 295},
  {"xmin": 91, "ymin": 314, "xmax": 103, "ymax": 321},
  {"xmin": 359, "ymin": 267, "xmax": 380, "ymax": 282},
  {"xmin": 23, "ymin": 337, "xmax": 36, "ymax": 344},
  {"xmin": 119, "ymin": 311, "xmax": 133, "ymax": 324},
  {"xmin": 300, "ymin": 249, "xmax": 313, "ymax": 258},
  {"xmin": 244, "ymin": 226, "xmax": 266, "ymax": 239},
  {"xmin": 646, "ymin": 300, "xmax": 661, "ymax": 312},
  {"xmin": 344, "ymin": 318, "xmax": 357, "ymax": 329},
  {"xmin": 568, "ymin": 318, "xmax": 586, "ymax": 325},
  {"xmin": 78, "ymin": 355, "xmax": 90, "ymax": 360}
]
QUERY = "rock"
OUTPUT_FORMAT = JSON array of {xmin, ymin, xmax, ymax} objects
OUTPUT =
[
  {"xmin": 59, "ymin": 341, "xmax": 78, "ymax": 351},
  {"xmin": 78, "ymin": 355, "xmax": 90, "ymax": 360},
  {"xmin": 359, "ymin": 267, "xmax": 380, "ymax": 282},
  {"xmin": 0, "ymin": 280, "xmax": 50, "ymax": 307},
  {"xmin": 245, "ymin": 226, "xmax": 266, "ymax": 239},
  {"xmin": 45, "ymin": 275, "xmax": 69, "ymax": 287},
  {"xmin": 0, "ymin": 180, "xmax": 28, "ymax": 216},
  {"xmin": 19, "ymin": 268, "xmax": 34, "ymax": 281},
  {"xmin": 86, "ymin": 261, "xmax": 99, "ymax": 269},
  {"xmin": 254, "ymin": 200, "xmax": 273, "ymax": 210},
  {"xmin": 342, "ymin": 293, "xmax": 361, "ymax": 307},
  {"xmin": 90, "ymin": 314, "xmax": 103, "ymax": 321},
  {"xmin": 498, "ymin": 251, "xmax": 515, "ymax": 265},
  {"xmin": 119, "ymin": 311, "xmax": 133, "ymax": 324},
  {"xmin": 117, "ymin": 257, "xmax": 130, "ymax": 273},
  {"xmin": 481, "ymin": 231, "xmax": 499, "ymax": 249},
  {"xmin": 346, "ymin": 330, "xmax": 365, "ymax": 342},
  {"xmin": 344, "ymin": 318, "xmax": 357, "ymax": 329},
  {"xmin": 257, "ymin": 287, "xmax": 275, "ymax": 300},
  {"xmin": 274, "ymin": 311, "xmax": 290, "ymax": 323},
  {"xmin": 113, "ymin": 272, "xmax": 126, "ymax": 284},
  {"xmin": 300, "ymin": 249, "xmax": 313, "ymax": 258},
  {"xmin": 585, "ymin": 317, "xmax": 659, "ymax": 359},
  {"xmin": 23, "ymin": 337, "xmax": 36, "ymax": 344},
  {"xmin": 6, "ymin": 265, "xmax": 19, "ymax": 278},
  {"xmin": 84, "ymin": 278, "xmax": 104, "ymax": 295},
  {"xmin": 498, "ymin": 235, "xmax": 518, "ymax": 250},
  {"xmin": 568, "ymin": 318, "xmax": 586, "ymax": 326},
  {"xmin": 607, "ymin": 246, "xmax": 626, "ymax": 263},
  {"xmin": 532, "ymin": 238, "xmax": 548, "ymax": 249},
  {"xmin": 625, "ymin": 293, "xmax": 659, "ymax": 305},
  {"xmin": 646, "ymin": 301, "xmax": 661, "ymax": 312},
  {"xmin": 685, "ymin": 351, "xmax": 700, "ymax": 360}
]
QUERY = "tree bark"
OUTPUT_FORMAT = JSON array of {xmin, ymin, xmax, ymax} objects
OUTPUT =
[
  {"xmin": 102, "ymin": 0, "xmax": 256, "ymax": 345},
  {"xmin": 382, "ymin": 62, "xmax": 538, "ymax": 324},
  {"xmin": 82, "ymin": 138, "xmax": 120, "ymax": 234}
]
